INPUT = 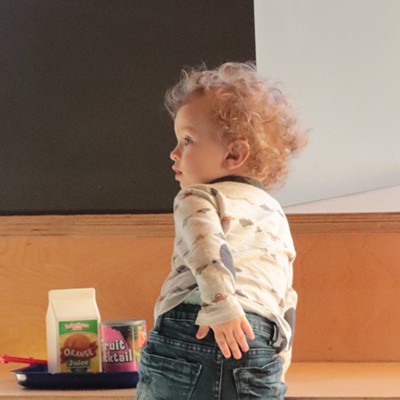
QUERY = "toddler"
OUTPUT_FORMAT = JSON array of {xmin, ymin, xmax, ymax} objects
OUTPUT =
[{"xmin": 136, "ymin": 62, "xmax": 307, "ymax": 400}]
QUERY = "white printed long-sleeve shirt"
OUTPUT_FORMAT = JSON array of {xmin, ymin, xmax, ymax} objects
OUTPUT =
[{"xmin": 154, "ymin": 176, "xmax": 297, "ymax": 375}]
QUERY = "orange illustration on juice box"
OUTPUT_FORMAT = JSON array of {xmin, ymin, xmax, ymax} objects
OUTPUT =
[{"xmin": 59, "ymin": 320, "xmax": 100, "ymax": 373}]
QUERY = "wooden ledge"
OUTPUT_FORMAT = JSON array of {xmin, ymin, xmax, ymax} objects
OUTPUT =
[
  {"xmin": 0, "ymin": 212, "xmax": 399, "ymax": 237},
  {"xmin": 288, "ymin": 212, "xmax": 400, "ymax": 234},
  {"xmin": 285, "ymin": 362, "xmax": 400, "ymax": 399},
  {"xmin": 0, "ymin": 214, "xmax": 174, "ymax": 237}
]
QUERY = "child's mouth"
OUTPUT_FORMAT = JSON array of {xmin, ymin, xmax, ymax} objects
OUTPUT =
[{"xmin": 172, "ymin": 166, "xmax": 182, "ymax": 179}]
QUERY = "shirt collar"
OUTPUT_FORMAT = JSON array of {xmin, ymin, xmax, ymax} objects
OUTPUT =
[{"xmin": 209, "ymin": 175, "xmax": 266, "ymax": 191}]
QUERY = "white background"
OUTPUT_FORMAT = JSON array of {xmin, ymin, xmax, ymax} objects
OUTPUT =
[{"xmin": 254, "ymin": 0, "xmax": 400, "ymax": 211}]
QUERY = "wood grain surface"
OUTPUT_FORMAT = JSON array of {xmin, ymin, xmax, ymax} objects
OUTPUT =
[{"xmin": 0, "ymin": 213, "xmax": 399, "ymax": 362}]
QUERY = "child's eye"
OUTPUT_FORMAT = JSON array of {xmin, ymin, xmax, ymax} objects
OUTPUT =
[{"xmin": 183, "ymin": 136, "xmax": 193, "ymax": 145}]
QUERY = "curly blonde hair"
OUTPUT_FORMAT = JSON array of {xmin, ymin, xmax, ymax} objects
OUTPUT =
[{"xmin": 165, "ymin": 62, "xmax": 308, "ymax": 189}]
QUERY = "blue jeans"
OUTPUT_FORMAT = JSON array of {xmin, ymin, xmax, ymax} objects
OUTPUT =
[{"xmin": 136, "ymin": 304, "xmax": 286, "ymax": 400}]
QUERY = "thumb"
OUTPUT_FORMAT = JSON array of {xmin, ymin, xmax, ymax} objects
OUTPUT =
[{"xmin": 196, "ymin": 325, "xmax": 210, "ymax": 339}]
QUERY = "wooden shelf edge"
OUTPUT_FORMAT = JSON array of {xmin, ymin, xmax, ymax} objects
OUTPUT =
[
  {"xmin": 0, "ymin": 214, "xmax": 175, "ymax": 237},
  {"xmin": 287, "ymin": 212, "xmax": 400, "ymax": 234},
  {"xmin": 0, "ymin": 212, "xmax": 399, "ymax": 237}
]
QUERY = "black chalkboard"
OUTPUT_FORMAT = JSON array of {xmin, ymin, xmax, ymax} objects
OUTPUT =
[{"xmin": 0, "ymin": 0, "xmax": 255, "ymax": 214}]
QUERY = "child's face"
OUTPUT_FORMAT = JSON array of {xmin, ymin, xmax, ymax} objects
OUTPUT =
[{"xmin": 170, "ymin": 94, "xmax": 229, "ymax": 188}]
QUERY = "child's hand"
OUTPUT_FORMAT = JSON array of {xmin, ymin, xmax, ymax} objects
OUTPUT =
[{"xmin": 196, "ymin": 316, "xmax": 255, "ymax": 359}]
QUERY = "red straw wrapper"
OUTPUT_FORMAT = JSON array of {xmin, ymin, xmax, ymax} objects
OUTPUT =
[{"xmin": 0, "ymin": 354, "xmax": 47, "ymax": 365}]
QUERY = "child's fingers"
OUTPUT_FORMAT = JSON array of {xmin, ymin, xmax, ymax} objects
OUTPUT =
[
  {"xmin": 211, "ymin": 316, "xmax": 255, "ymax": 360},
  {"xmin": 226, "ymin": 333, "xmax": 242, "ymax": 359},
  {"xmin": 213, "ymin": 331, "xmax": 232, "ymax": 358},
  {"xmin": 241, "ymin": 318, "xmax": 255, "ymax": 340},
  {"xmin": 233, "ymin": 328, "xmax": 249, "ymax": 354},
  {"xmin": 216, "ymin": 329, "xmax": 245, "ymax": 360},
  {"xmin": 196, "ymin": 325, "xmax": 210, "ymax": 339}
]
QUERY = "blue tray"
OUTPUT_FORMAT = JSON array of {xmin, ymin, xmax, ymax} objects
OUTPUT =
[{"xmin": 12, "ymin": 364, "xmax": 138, "ymax": 389}]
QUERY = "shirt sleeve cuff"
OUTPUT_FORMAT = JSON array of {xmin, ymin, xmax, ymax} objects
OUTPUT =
[{"xmin": 194, "ymin": 297, "xmax": 245, "ymax": 326}]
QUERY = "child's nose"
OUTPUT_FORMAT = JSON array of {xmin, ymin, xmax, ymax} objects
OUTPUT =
[{"xmin": 170, "ymin": 146, "xmax": 180, "ymax": 161}]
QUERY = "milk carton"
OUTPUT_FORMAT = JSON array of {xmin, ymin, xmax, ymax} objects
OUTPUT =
[{"xmin": 46, "ymin": 288, "xmax": 101, "ymax": 373}]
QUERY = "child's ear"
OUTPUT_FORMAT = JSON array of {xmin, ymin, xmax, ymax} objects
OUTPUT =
[{"xmin": 224, "ymin": 139, "xmax": 250, "ymax": 170}]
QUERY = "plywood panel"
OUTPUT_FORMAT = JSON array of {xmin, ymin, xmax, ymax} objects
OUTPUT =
[
  {"xmin": 292, "ymin": 232, "xmax": 400, "ymax": 361},
  {"xmin": 0, "ymin": 213, "xmax": 399, "ymax": 362},
  {"xmin": 0, "ymin": 236, "xmax": 172, "ymax": 359}
]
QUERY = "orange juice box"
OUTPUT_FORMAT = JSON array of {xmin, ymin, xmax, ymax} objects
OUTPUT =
[{"xmin": 46, "ymin": 288, "xmax": 101, "ymax": 373}]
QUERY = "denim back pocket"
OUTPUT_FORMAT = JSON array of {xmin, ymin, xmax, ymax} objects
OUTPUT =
[
  {"xmin": 233, "ymin": 356, "xmax": 287, "ymax": 399},
  {"xmin": 136, "ymin": 349, "xmax": 202, "ymax": 400}
]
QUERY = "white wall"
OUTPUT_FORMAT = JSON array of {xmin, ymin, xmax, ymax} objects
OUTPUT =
[
  {"xmin": 283, "ymin": 185, "xmax": 400, "ymax": 214},
  {"xmin": 254, "ymin": 0, "xmax": 400, "ymax": 211}
]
